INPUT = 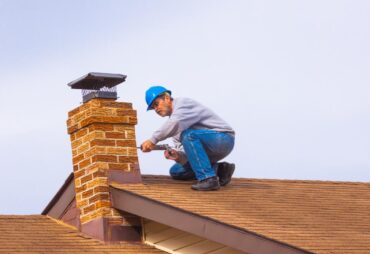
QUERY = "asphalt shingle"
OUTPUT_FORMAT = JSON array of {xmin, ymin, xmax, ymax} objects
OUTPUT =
[
  {"xmin": 0, "ymin": 215, "xmax": 165, "ymax": 253},
  {"xmin": 112, "ymin": 175, "xmax": 370, "ymax": 254}
]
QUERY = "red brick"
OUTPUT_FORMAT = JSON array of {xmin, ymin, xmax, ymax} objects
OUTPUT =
[
  {"xmin": 128, "ymin": 117, "xmax": 138, "ymax": 125},
  {"xmin": 83, "ymin": 203, "xmax": 96, "ymax": 214},
  {"xmin": 66, "ymin": 118, "xmax": 73, "ymax": 127},
  {"xmin": 79, "ymin": 101, "xmax": 94, "ymax": 112},
  {"xmin": 79, "ymin": 117, "xmax": 94, "ymax": 128},
  {"xmin": 75, "ymin": 185, "xmax": 87, "ymax": 193},
  {"xmin": 91, "ymin": 155, "xmax": 117, "ymax": 163},
  {"xmin": 105, "ymin": 132, "xmax": 126, "ymax": 139},
  {"xmin": 74, "ymin": 169, "xmax": 85, "ymax": 179},
  {"xmin": 82, "ymin": 189, "xmax": 94, "ymax": 199},
  {"xmin": 75, "ymin": 128, "xmax": 88, "ymax": 139},
  {"xmin": 71, "ymin": 139, "xmax": 83, "ymax": 150},
  {"xmin": 118, "ymin": 156, "xmax": 138, "ymax": 164},
  {"xmin": 78, "ymin": 158, "xmax": 91, "ymax": 169},
  {"xmin": 67, "ymin": 125, "xmax": 79, "ymax": 134},
  {"xmin": 95, "ymin": 200, "xmax": 111, "ymax": 209},
  {"xmin": 106, "ymin": 147, "xmax": 128, "ymax": 155},
  {"xmin": 125, "ymin": 130, "xmax": 136, "ymax": 139},
  {"xmin": 114, "ymin": 125, "xmax": 135, "ymax": 132},
  {"xmin": 90, "ymin": 139, "xmax": 116, "ymax": 147},
  {"xmin": 93, "ymin": 186, "xmax": 110, "ymax": 194},
  {"xmin": 127, "ymin": 148, "xmax": 138, "ymax": 156},
  {"xmin": 85, "ymin": 147, "xmax": 106, "ymax": 158},
  {"xmin": 76, "ymin": 199, "xmax": 88, "ymax": 208},
  {"xmin": 116, "ymin": 109, "xmax": 137, "ymax": 117},
  {"xmin": 70, "ymin": 133, "xmax": 76, "ymax": 142},
  {"xmin": 81, "ymin": 116, "xmax": 129, "ymax": 128},
  {"xmin": 89, "ymin": 193, "xmax": 109, "ymax": 203},
  {"xmin": 68, "ymin": 107, "xmax": 80, "ymax": 117},
  {"xmin": 88, "ymin": 123, "xmax": 114, "ymax": 132},
  {"xmin": 77, "ymin": 143, "xmax": 90, "ymax": 154},
  {"xmin": 72, "ymin": 111, "xmax": 87, "ymax": 124},
  {"xmin": 92, "ymin": 169, "xmax": 107, "ymax": 178},
  {"xmin": 81, "ymin": 174, "xmax": 93, "ymax": 185},
  {"xmin": 72, "ymin": 154, "xmax": 85, "ymax": 164},
  {"xmin": 89, "ymin": 108, "xmax": 115, "ymax": 117},
  {"xmin": 116, "ymin": 140, "xmax": 137, "ymax": 147}
]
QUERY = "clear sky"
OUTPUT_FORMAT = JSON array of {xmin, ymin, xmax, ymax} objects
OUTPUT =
[{"xmin": 0, "ymin": 0, "xmax": 369, "ymax": 214}]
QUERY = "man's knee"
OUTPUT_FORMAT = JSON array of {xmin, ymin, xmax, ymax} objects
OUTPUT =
[
  {"xmin": 169, "ymin": 163, "xmax": 183, "ymax": 177},
  {"xmin": 169, "ymin": 163, "xmax": 195, "ymax": 180},
  {"xmin": 181, "ymin": 129, "xmax": 196, "ymax": 143}
]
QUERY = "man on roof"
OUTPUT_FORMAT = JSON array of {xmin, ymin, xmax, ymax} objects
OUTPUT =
[{"xmin": 140, "ymin": 86, "xmax": 235, "ymax": 191}]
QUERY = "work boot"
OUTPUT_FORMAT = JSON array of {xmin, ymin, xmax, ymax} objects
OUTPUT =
[
  {"xmin": 191, "ymin": 176, "xmax": 220, "ymax": 191},
  {"xmin": 217, "ymin": 162, "xmax": 235, "ymax": 186}
]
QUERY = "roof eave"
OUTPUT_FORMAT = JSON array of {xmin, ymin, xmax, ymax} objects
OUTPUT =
[
  {"xmin": 41, "ymin": 173, "xmax": 75, "ymax": 216},
  {"xmin": 110, "ymin": 186, "xmax": 311, "ymax": 254}
]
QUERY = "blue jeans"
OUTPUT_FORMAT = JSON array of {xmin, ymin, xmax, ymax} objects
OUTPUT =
[{"xmin": 169, "ymin": 129, "xmax": 235, "ymax": 181}]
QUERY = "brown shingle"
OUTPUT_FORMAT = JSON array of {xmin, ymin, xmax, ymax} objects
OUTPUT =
[
  {"xmin": 0, "ymin": 215, "xmax": 165, "ymax": 253},
  {"xmin": 112, "ymin": 176, "xmax": 370, "ymax": 254}
]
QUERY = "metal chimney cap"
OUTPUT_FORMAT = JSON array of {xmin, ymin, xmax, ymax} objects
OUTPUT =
[{"xmin": 67, "ymin": 72, "xmax": 127, "ymax": 90}]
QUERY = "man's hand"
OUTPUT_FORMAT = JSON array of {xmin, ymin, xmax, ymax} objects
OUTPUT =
[
  {"xmin": 164, "ymin": 149, "xmax": 179, "ymax": 161},
  {"xmin": 141, "ymin": 140, "xmax": 155, "ymax": 152}
]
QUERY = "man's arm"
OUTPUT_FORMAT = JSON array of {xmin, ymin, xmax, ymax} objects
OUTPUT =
[
  {"xmin": 172, "ymin": 139, "xmax": 187, "ymax": 164},
  {"xmin": 150, "ymin": 98, "xmax": 204, "ymax": 144},
  {"xmin": 149, "ymin": 118, "xmax": 181, "ymax": 144},
  {"xmin": 141, "ymin": 140, "xmax": 155, "ymax": 152}
]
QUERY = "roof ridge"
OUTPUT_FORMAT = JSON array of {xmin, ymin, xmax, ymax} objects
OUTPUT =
[
  {"xmin": 141, "ymin": 174, "xmax": 370, "ymax": 184},
  {"xmin": 232, "ymin": 177, "xmax": 370, "ymax": 184}
]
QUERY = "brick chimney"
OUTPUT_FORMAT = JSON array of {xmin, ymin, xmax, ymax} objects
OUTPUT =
[{"xmin": 66, "ymin": 73, "xmax": 142, "ymax": 242}]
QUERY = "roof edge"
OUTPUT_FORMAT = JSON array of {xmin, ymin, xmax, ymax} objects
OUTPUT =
[
  {"xmin": 42, "ymin": 173, "xmax": 74, "ymax": 215},
  {"xmin": 110, "ymin": 186, "xmax": 311, "ymax": 254}
]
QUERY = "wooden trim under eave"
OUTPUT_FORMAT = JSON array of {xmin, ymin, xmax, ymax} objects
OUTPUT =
[
  {"xmin": 110, "ymin": 187, "xmax": 311, "ymax": 254},
  {"xmin": 41, "ymin": 173, "xmax": 75, "ymax": 218}
]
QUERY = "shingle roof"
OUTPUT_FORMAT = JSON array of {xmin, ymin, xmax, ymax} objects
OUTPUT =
[
  {"xmin": 112, "ymin": 175, "xmax": 370, "ymax": 254},
  {"xmin": 0, "ymin": 215, "xmax": 165, "ymax": 253}
]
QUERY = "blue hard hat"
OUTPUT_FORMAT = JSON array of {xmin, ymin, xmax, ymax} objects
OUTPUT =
[{"xmin": 145, "ymin": 86, "xmax": 172, "ymax": 111}]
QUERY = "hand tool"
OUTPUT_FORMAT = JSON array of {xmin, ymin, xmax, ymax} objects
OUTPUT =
[{"xmin": 137, "ymin": 144, "xmax": 173, "ymax": 152}]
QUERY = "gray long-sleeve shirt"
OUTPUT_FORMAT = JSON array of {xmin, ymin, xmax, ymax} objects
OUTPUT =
[{"xmin": 149, "ymin": 97, "xmax": 235, "ymax": 163}]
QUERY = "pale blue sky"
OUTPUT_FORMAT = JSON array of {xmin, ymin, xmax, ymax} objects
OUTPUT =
[{"xmin": 0, "ymin": 0, "xmax": 369, "ymax": 214}]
